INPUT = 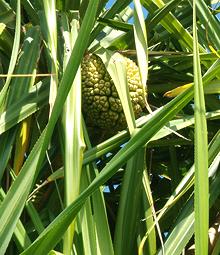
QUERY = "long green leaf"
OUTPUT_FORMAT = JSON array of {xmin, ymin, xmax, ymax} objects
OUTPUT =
[
  {"xmin": 42, "ymin": 0, "xmax": 58, "ymax": 115},
  {"xmin": 6, "ymin": 26, "xmax": 41, "ymax": 105},
  {"xmin": 0, "ymin": 128, "xmax": 45, "ymax": 254},
  {"xmin": 114, "ymin": 147, "xmax": 146, "ymax": 255},
  {"xmin": 80, "ymin": 119, "xmax": 114, "ymax": 255},
  {"xmin": 61, "ymin": 12, "xmax": 85, "ymax": 255},
  {"xmin": 0, "ymin": 1, "xmax": 100, "ymax": 253},
  {"xmin": 83, "ymin": 109, "xmax": 220, "ymax": 166},
  {"xmin": 0, "ymin": 26, "xmax": 43, "ymax": 181},
  {"xmin": 20, "ymin": 53, "xmax": 220, "ymax": 254},
  {"xmin": 89, "ymin": 0, "xmax": 132, "ymax": 44},
  {"xmin": 148, "ymin": 0, "xmax": 182, "ymax": 29},
  {"xmin": 196, "ymin": 0, "xmax": 220, "ymax": 49},
  {"xmin": 133, "ymin": 0, "xmax": 148, "ymax": 96},
  {"xmin": 141, "ymin": 0, "xmax": 205, "ymax": 52},
  {"xmin": 0, "ymin": 188, "xmax": 31, "ymax": 251},
  {"xmin": 0, "ymin": 0, "xmax": 20, "ymax": 111},
  {"xmin": 96, "ymin": 48, "xmax": 136, "ymax": 133},
  {"xmin": 193, "ymin": 1, "xmax": 209, "ymax": 254},
  {"xmin": 20, "ymin": 89, "xmax": 192, "ymax": 254},
  {"xmin": 140, "ymin": 171, "xmax": 157, "ymax": 255},
  {"xmin": 0, "ymin": 79, "xmax": 49, "ymax": 136},
  {"xmin": 157, "ymin": 151, "xmax": 220, "ymax": 255},
  {"xmin": 157, "ymin": 130, "xmax": 220, "ymax": 255}
]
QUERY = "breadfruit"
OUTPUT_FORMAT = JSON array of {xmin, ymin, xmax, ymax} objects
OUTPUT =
[{"xmin": 81, "ymin": 54, "xmax": 146, "ymax": 131}]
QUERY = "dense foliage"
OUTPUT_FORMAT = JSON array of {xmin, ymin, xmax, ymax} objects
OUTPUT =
[{"xmin": 0, "ymin": 0, "xmax": 219, "ymax": 255}]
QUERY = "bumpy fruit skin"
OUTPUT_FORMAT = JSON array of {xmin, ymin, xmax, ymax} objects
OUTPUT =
[{"xmin": 81, "ymin": 54, "xmax": 146, "ymax": 131}]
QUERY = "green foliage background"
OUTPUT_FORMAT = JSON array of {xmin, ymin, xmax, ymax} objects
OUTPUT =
[{"xmin": 0, "ymin": 0, "xmax": 220, "ymax": 254}]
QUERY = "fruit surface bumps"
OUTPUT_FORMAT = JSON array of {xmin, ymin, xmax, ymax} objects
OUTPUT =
[{"xmin": 81, "ymin": 54, "xmax": 146, "ymax": 130}]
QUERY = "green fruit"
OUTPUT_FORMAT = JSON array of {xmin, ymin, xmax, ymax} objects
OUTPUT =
[{"xmin": 81, "ymin": 54, "xmax": 146, "ymax": 131}]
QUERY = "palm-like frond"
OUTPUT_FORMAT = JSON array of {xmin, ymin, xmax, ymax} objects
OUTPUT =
[{"xmin": 0, "ymin": 1, "xmax": 219, "ymax": 255}]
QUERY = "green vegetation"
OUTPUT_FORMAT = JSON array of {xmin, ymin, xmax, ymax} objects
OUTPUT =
[{"xmin": 0, "ymin": 0, "xmax": 219, "ymax": 254}]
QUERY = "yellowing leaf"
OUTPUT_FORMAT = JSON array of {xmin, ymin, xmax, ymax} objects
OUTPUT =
[{"xmin": 164, "ymin": 83, "xmax": 193, "ymax": 97}]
